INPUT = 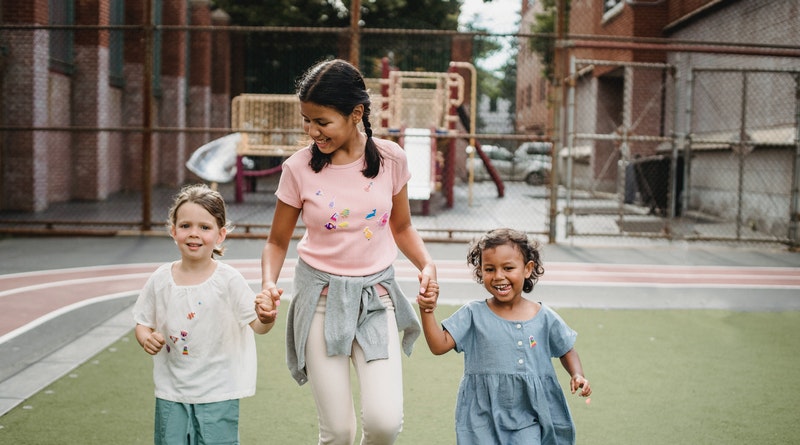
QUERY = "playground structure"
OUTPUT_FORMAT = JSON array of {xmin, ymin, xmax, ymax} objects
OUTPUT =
[{"xmin": 226, "ymin": 58, "xmax": 471, "ymax": 210}]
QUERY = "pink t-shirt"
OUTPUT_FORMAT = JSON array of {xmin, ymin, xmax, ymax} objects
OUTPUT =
[{"xmin": 276, "ymin": 138, "xmax": 412, "ymax": 276}]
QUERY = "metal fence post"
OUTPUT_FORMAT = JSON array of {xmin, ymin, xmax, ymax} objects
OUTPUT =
[{"xmin": 141, "ymin": 0, "xmax": 154, "ymax": 231}]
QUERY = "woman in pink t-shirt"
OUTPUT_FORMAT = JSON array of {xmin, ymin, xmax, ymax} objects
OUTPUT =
[{"xmin": 255, "ymin": 59, "xmax": 439, "ymax": 445}]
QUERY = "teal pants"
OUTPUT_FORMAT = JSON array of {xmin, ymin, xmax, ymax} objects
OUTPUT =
[{"xmin": 154, "ymin": 398, "xmax": 240, "ymax": 445}]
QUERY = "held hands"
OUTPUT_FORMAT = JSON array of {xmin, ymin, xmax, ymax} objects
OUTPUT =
[
  {"xmin": 570, "ymin": 374, "xmax": 592, "ymax": 397},
  {"xmin": 416, "ymin": 265, "xmax": 439, "ymax": 313},
  {"xmin": 255, "ymin": 285, "xmax": 282, "ymax": 324},
  {"xmin": 142, "ymin": 331, "xmax": 166, "ymax": 356}
]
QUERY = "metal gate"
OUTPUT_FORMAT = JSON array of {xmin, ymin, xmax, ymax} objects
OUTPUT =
[
  {"xmin": 562, "ymin": 59, "xmax": 679, "ymax": 240},
  {"xmin": 561, "ymin": 58, "xmax": 800, "ymax": 247},
  {"xmin": 684, "ymin": 68, "xmax": 800, "ymax": 245}
]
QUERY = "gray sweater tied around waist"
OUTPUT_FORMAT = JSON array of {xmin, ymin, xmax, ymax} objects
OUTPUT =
[{"xmin": 286, "ymin": 258, "xmax": 422, "ymax": 385}]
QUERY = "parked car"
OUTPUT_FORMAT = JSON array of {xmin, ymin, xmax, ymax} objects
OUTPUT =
[
  {"xmin": 467, "ymin": 143, "xmax": 552, "ymax": 185},
  {"xmin": 515, "ymin": 141, "xmax": 552, "ymax": 159}
]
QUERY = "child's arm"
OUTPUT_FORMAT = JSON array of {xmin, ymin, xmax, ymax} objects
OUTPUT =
[
  {"xmin": 252, "ymin": 290, "xmax": 281, "ymax": 334},
  {"xmin": 559, "ymin": 348, "xmax": 592, "ymax": 397},
  {"xmin": 135, "ymin": 323, "xmax": 165, "ymax": 355},
  {"xmin": 419, "ymin": 310, "xmax": 456, "ymax": 355}
]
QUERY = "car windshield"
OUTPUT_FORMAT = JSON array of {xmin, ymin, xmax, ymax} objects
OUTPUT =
[
  {"xmin": 485, "ymin": 146, "xmax": 514, "ymax": 161},
  {"xmin": 517, "ymin": 142, "xmax": 552, "ymax": 157}
]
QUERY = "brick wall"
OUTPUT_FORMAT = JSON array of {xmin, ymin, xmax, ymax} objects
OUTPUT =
[
  {"xmin": 157, "ymin": 0, "xmax": 187, "ymax": 187},
  {"xmin": 1, "ymin": 0, "xmax": 230, "ymax": 210},
  {"xmin": 186, "ymin": 0, "xmax": 212, "ymax": 169},
  {"xmin": 210, "ymin": 9, "xmax": 231, "ymax": 129},
  {"xmin": 1, "ymin": 0, "xmax": 50, "ymax": 210}
]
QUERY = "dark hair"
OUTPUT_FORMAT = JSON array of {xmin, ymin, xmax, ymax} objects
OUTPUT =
[
  {"xmin": 167, "ymin": 184, "xmax": 231, "ymax": 257},
  {"xmin": 467, "ymin": 228, "xmax": 544, "ymax": 293},
  {"xmin": 296, "ymin": 58, "xmax": 383, "ymax": 177}
]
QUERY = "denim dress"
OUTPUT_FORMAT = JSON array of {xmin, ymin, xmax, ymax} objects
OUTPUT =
[{"xmin": 441, "ymin": 300, "xmax": 578, "ymax": 445}]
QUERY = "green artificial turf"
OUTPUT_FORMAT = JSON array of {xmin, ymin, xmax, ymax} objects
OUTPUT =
[{"xmin": 1, "ymin": 306, "xmax": 799, "ymax": 444}]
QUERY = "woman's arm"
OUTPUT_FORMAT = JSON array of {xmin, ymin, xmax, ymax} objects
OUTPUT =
[
  {"xmin": 389, "ymin": 185, "xmax": 437, "ymax": 296},
  {"xmin": 261, "ymin": 199, "xmax": 300, "ymax": 291},
  {"xmin": 258, "ymin": 199, "xmax": 298, "ymax": 324}
]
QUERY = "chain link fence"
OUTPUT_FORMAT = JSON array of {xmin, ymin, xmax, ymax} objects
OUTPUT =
[
  {"xmin": 1, "ymin": 18, "xmax": 798, "ymax": 247},
  {"xmin": 684, "ymin": 68, "xmax": 799, "ymax": 243},
  {"xmin": 561, "ymin": 59, "xmax": 800, "ymax": 247}
]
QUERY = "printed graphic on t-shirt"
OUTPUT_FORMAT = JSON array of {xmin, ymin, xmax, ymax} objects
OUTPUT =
[{"xmin": 316, "ymin": 181, "xmax": 389, "ymax": 240}]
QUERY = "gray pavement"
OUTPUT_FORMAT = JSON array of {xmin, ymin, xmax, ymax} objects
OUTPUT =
[{"xmin": 0, "ymin": 234, "xmax": 799, "ymax": 417}]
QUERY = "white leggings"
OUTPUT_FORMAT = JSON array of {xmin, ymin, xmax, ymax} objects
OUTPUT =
[{"xmin": 305, "ymin": 295, "xmax": 404, "ymax": 445}]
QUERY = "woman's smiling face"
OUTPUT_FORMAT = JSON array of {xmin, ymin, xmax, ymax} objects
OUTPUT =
[{"xmin": 300, "ymin": 101, "xmax": 362, "ymax": 157}]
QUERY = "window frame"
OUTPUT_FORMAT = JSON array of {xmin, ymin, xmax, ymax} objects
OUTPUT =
[
  {"xmin": 109, "ymin": 0, "xmax": 125, "ymax": 87},
  {"xmin": 49, "ymin": 0, "xmax": 75, "ymax": 75}
]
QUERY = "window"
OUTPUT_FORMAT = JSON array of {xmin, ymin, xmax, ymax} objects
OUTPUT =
[
  {"xmin": 184, "ymin": 2, "xmax": 191, "ymax": 105},
  {"xmin": 109, "ymin": 0, "xmax": 125, "ymax": 87},
  {"xmin": 526, "ymin": 84, "xmax": 532, "ymax": 108},
  {"xmin": 152, "ymin": 0, "xmax": 162, "ymax": 96},
  {"xmin": 49, "ymin": 0, "xmax": 74, "ymax": 74},
  {"xmin": 603, "ymin": 0, "xmax": 624, "ymax": 16}
]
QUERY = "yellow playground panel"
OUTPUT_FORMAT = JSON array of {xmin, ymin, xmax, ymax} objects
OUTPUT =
[
  {"xmin": 228, "ymin": 63, "xmax": 465, "ymax": 205},
  {"xmin": 231, "ymin": 94, "xmax": 306, "ymax": 157}
]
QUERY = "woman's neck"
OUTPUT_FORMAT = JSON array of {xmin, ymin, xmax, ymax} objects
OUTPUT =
[{"xmin": 331, "ymin": 132, "xmax": 366, "ymax": 165}]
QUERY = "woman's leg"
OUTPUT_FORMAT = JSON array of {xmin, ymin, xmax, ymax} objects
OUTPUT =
[
  {"xmin": 352, "ymin": 296, "xmax": 404, "ymax": 445},
  {"xmin": 306, "ymin": 296, "xmax": 357, "ymax": 445}
]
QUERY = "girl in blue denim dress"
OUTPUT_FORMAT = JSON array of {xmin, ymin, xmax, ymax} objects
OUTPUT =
[{"xmin": 418, "ymin": 228, "xmax": 592, "ymax": 444}]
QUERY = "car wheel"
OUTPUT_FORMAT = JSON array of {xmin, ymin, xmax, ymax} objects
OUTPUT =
[{"xmin": 525, "ymin": 171, "xmax": 544, "ymax": 185}]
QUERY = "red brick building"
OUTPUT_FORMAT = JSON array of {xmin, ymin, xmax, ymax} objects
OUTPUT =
[
  {"xmin": 518, "ymin": 0, "xmax": 798, "ymax": 189},
  {"xmin": 516, "ymin": 0, "xmax": 799, "ymax": 240},
  {"xmin": 0, "ymin": 0, "xmax": 231, "ymax": 211}
]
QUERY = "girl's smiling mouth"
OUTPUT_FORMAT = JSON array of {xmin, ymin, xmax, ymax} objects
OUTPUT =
[{"xmin": 493, "ymin": 283, "xmax": 512, "ymax": 294}]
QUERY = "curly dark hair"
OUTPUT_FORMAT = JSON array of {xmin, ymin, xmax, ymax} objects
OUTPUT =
[{"xmin": 466, "ymin": 228, "xmax": 544, "ymax": 293}]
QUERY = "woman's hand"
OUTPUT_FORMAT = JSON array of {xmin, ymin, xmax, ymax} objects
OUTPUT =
[{"xmin": 255, "ymin": 284, "xmax": 282, "ymax": 324}]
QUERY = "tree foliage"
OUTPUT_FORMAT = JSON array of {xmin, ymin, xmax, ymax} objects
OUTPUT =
[
  {"xmin": 211, "ymin": 0, "xmax": 461, "ymax": 30},
  {"xmin": 528, "ymin": 0, "xmax": 569, "ymax": 81},
  {"xmin": 211, "ymin": 0, "xmax": 464, "ymax": 92}
]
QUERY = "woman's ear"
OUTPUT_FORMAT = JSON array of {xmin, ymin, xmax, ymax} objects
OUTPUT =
[{"xmin": 351, "ymin": 104, "xmax": 364, "ymax": 123}]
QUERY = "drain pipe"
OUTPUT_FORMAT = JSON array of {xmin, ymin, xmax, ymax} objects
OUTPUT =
[{"xmin": 449, "ymin": 61, "xmax": 477, "ymax": 206}]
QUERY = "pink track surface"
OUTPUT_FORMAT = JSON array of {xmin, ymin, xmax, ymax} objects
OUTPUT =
[{"xmin": 2, "ymin": 259, "xmax": 800, "ymax": 338}]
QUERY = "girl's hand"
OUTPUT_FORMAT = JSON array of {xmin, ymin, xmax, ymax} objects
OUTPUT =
[
  {"xmin": 571, "ymin": 374, "xmax": 592, "ymax": 397},
  {"xmin": 416, "ymin": 280, "xmax": 439, "ymax": 313},
  {"xmin": 417, "ymin": 265, "xmax": 439, "ymax": 313},
  {"xmin": 143, "ymin": 331, "xmax": 166, "ymax": 355},
  {"xmin": 255, "ymin": 286, "xmax": 282, "ymax": 324}
]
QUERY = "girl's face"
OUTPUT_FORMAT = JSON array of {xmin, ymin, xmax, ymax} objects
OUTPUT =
[
  {"xmin": 300, "ymin": 101, "xmax": 363, "ymax": 159},
  {"xmin": 480, "ymin": 242, "xmax": 534, "ymax": 303},
  {"xmin": 170, "ymin": 202, "xmax": 226, "ymax": 261}
]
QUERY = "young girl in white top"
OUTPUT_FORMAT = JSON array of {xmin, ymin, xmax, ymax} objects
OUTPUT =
[
  {"xmin": 258, "ymin": 58, "xmax": 439, "ymax": 445},
  {"xmin": 419, "ymin": 228, "xmax": 591, "ymax": 445},
  {"xmin": 133, "ymin": 184, "xmax": 279, "ymax": 444}
]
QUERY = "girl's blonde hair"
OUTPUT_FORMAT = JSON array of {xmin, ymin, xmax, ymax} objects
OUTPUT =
[{"xmin": 167, "ymin": 184, "xmax": 231, "ymax": 257}]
